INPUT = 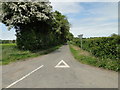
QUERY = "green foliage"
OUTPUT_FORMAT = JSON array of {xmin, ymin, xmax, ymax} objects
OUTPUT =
[
  {"xmin": 72, "ymin": 35, "xmax": 120, "ymax": 71},
  {"xmin": 1, "ymin": 2, "xmax": 71, "ymax": 51},
  {"xmin": 1, "ymin": 43, "xmax": 61, "ymax": 65},
  {"xmin": 70, "ymin": 44, "xmax": 119, "ymax": 71},
  {"xmin": 53, "ymin": 11, "xmax": 71, "ymax": 43},
  {"xmin": 73, "ymin": 35, "xmax": 120, "ymax": 60},
  {"xmin": 1, "ymin": 2, "xmax": 53, "ymax": 30},
  {"xmin": 67, "ymin": 32, "xmax": 74, "ymax": 41},
  {"xmin": 0, "ymin": 40, "xmax": 16, "ymax": 44}
]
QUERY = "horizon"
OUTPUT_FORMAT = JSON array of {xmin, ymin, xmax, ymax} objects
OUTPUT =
[{"xmin": 0, "ymin": 2, "xmax": 118, "ymax": 40}]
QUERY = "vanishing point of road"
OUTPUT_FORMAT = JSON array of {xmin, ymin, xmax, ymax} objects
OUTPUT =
[{"xmin": 2, "ymin": 45, "xmax": 118, "ymax": 88}]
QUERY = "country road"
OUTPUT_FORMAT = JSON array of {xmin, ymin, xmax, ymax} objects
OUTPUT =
[{"xmin": 2, "ymin": 45, "xmax": 118, "ymax": 88}]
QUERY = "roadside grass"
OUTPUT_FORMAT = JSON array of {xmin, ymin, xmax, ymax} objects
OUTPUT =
[
  {"xmin": 1, "ymin": 43, "xmax": 61, "ymax": 65},
  {"xmin": 69, "ymin": 44, "xmax": 119, "ymax": 71}
]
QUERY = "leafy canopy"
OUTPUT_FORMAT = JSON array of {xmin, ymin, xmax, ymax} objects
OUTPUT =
[{"xmin": 1, "ymin": 2, "xmax": 54, "ymax": 30}]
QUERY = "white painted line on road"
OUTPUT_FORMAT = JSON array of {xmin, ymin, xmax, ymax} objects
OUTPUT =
[
  {"xmin": 6, "ymin": 65, "xmax": 44, "ymax": 88},
  {"xmin": 55, "ymin": 60, "xmax": 70, "ymax": 68}
]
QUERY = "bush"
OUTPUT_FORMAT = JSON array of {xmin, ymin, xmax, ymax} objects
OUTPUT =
[
  {"xmin": 73, "ymin": 35, "xmax": 120, "ymax": 60},
  {"xmin": 72, "ymin": 35, "xmax": 120, "ymax": 71}
]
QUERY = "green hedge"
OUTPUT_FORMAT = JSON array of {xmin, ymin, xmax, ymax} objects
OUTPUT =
[
  {"xmin": 73, "ymin": 36, "xmax": 120, "ymax": 60},
  {"xmin": 72, "ymin": 35, "xmax": 120, "ymax": 71}
]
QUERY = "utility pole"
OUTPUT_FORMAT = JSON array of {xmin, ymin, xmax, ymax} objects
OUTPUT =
[{"xmin": 78, "ymin": 34, "xmax": 83, "ymax": 49}]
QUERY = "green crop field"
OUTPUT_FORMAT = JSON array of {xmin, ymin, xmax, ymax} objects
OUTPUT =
[{"xmin": 1, "ymin": 43, "xmax": 61, "ymax": 65}]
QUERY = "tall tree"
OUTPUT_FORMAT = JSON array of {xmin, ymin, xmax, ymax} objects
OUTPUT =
[
  {"xmin": 1, "ymin": 3, "xmax": 72, "ymax": 51},
  {"xmin": 53, "ymin": 11, "xmax": 70, "ymax": 43},
  {"xmin": 1, "ymin": 2, "xmax": 54, "ymax": 50}
]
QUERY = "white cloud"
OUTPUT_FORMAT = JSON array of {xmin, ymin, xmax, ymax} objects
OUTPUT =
[
  {"xmin": 2, "ymin": 30, "xmax": 16, "ymax": 40},
  {"xmin": 64, "ymin": 2, "xmax": 118, "ymax": 37},
  {"xmin": 70, "ymin": 15, "xmax": 118, "ymax": 37},
  {"xmin": 70, "ymin": 22, "xmax": 118, "ymax": 37},
  {"xmin": 1, "ymin": 2, "xmax": 118, "ymax": 40},
  {"xmin": 50, "ymin": 0, "xmax": 119, "ymax": 2},
  {"xmin": 51, "ymin": 2, "xmax": 83, "ymax": 14},
  {"xmin": 86, "ymin": 2, "xmax": 118, "ymax": 20},
  {"xmin": 0, "ymin": 23, "xmax": 16, "ymax": 40}
]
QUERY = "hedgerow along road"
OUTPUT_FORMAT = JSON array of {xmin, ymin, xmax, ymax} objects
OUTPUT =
[{"xmin": 2, "ymin": 45, "xmax": 118, "ymax": 88}]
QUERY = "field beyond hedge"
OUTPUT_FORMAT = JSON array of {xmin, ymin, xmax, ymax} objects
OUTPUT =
[
  {"xmin": 1, "ymin": 43, "xmax": 61, "ymax": 65},
  {"xmin": 71, "ymin": 35, "xmax": 120, "ymax": 71}
]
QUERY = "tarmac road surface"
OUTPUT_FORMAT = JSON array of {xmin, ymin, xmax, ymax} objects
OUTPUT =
[{"xmin": 2, "ymin": 45, "xmax": 118, "ymax": 88}]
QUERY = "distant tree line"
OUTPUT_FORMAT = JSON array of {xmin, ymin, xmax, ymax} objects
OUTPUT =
[
  {"xmin": 0, "ymin": 40, "xmax": 16, "ymax": 44},
  {"xmin": 1, "ymin": 2, "xmax": 73, "ymax": 51}
]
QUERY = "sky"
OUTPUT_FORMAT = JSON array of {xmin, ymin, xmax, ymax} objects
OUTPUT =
[
  {"xmin": 51, "ymin": 2, "xmax": 118, "ymax": 38},
  {"xmin": 0, "ymin": 1, "xmax": 118, "ymax": 40}
]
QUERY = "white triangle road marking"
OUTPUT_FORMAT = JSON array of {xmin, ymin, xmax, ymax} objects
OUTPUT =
[{"xmin": 55, "ymin": 60, "xmax": 70, "ymax": 68}]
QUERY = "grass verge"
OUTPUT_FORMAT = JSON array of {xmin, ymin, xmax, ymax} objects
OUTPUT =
[
  {"xmin": 69, "ymin": 44, "xmax": 119, "ymax": 71},
  {"xmin": 1, "ymin": 43, "xmax": 61, "ymax": 65}
]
